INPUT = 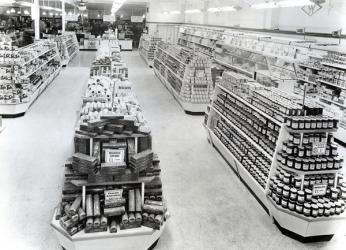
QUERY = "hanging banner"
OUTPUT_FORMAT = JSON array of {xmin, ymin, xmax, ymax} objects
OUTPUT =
[
  {"xmin": 103, "ymin": 15, "xmax": 115, "ymax": 22},
  {"xmin": 131, "ymin": 16, "xmax": 143, "ymax": 23}
]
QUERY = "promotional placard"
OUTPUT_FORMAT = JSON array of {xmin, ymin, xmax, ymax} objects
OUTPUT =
[
  {"xmin": 104, "ymin": 189, "xmax": 123, "ymax": 206},
  {"xmin": 312, "ymin": 142, "xmax": 327, "ymax": 156},
  {"xmin": 131, "ymin": 16, "xmax": 143, "ymax": 23},
  {"xmin": 312, "ymin": 184, "xmax": 327, "ymax": 196},
  {"xmin": 103, "ymin": 15, "xmax": 115, "ymax": 22},
  {"xmin": 65, "ymin": 14, "xmax": 79, "ymax": 22},
  {"xmin": 105, "ymin": 149, "xmax": 125, "ymax": 163}
]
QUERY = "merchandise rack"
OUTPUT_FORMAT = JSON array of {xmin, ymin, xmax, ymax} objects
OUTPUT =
[
  {"xmin": 0, "ymin": 39, "xmax": 62, "ymax": 117},
  {"xmin": 51, "ymin": 43, "xmax": 169, "ymax": 250},
  {"xmin": 56, "ymin": 32, "xmax": 79, "ymax": 66},
  {"xmin": 204, "ymin": 78, "xmax": 346, "ymax": 241},
  {"xmin": 139, "ymin": 34, "xmax": 162, "ymax": 67},
  {"xmin": 153, "ymin": 42, "xmax": 214, "ymax": 115}
]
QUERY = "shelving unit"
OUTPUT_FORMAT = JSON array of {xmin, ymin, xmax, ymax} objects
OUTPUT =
[
  {"xmin": 153, "ymin": 42, "xmax": 214, "ymax": 115},
  {"xmin": 0, "ymin": 39, "xmax": 62, "ymax": 117},
  {"xmin": 51, "ymin": 42, "xmax": 168, "ymax": 250},
  {"xmin": 138, "ymin": 34, "xmax": 162, "ymax": 67},
  {"xmin": 204, "ymin": 73, "xmax": 346, "ymax": 241},
  {"xmin": 56, "ymin": 32, "xmax": 79, "ymax": 66}
]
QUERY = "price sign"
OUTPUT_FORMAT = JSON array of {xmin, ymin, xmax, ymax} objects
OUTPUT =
[
  {"xmin": 312, "ymin": 184, "xmax": 327, "ymax": 196},
  {"xmin": 104, "ymin": 189, "xmax": 123, "ymax": 206},
  {"xmin": 312, "ymin": 142, "xmax": 326, "ymax": 156},
  {"xmin": 103, "ymin": 15, "xmax": 115, "ymax": 22},
  {"xmin": 105, "ymin": 149, "xmax": 125, "ymax": 163},
  {"xmin": 131, "ymin": 16, "xmax": 143, "ymax": 22}
]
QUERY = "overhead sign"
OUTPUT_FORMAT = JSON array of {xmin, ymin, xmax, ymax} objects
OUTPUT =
[
  {"xmin": 65, "ymin": 14, "xmax": 79, "ymax": 22},
  {"xmin": 131, "ymin": 16, "xmax": 143, "ymax": 23},
  {"xmin": 103, "ymin": 15, "xmax": 115, "ymax": 22}
]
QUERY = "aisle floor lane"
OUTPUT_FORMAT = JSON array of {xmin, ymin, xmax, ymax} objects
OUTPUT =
[
  {"xmin": 0, "ymin": 52, "xmax": 94, "ymax": 250},
  {"xmin": 121, "ymin": 51, "xmax": 346, "ymax": 250}
]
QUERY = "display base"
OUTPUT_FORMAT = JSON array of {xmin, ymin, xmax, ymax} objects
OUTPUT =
[
  {"xmin": 267, "ymin": 197, "xmax": 346, "ymax": 240},
  {"xmin": 51, "ymin": 209, "xmax": 168, "ymax": 250},
  {"xmin": 79, "ymin": 48, "xmax": 98, "ymax": 51},
  {"xmin": 0, "ymin": 68, "xmax": 60, "ymax": 116},
  {"xmin": 154, "ymin": 68, "xmax": 208, "ymax": 115},
  {"xmin": 273, "ymin": 219, "xmax": 333, "ymax": 243}
]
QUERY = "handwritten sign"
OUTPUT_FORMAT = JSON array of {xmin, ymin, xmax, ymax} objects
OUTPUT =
[{"xmin": 104, "ymin": 189, "xmax": 123, "ymax": 206}]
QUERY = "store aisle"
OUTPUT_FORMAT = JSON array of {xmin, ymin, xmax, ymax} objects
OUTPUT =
[
  {"xmin": 0, "ymin": 53, "xmax": 94, "ymax": 250},
  {"xmin": 121, "ymin": 51, "xmax": 346, "ymax": 250}
]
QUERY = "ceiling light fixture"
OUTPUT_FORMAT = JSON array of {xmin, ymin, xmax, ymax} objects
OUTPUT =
[
  {"xmin": 111, "ymin": 0, "xmax": 126, "ymax": 14},
  {"xmin": 17, "ymin": 11, "xmax": 21, "ymax": 14},
  {"xmin": 24, "ymin": 9, "xmax": 30, "ymax": 15},
  {"xmin": 0, "ymin": 0, "xmax": 15, "ymax": 4},
  {"xmin": 252, "ymin": 0, "xmax": 314, "ymax": 9},
  {"xmin": 185, "ymin": 9, "xmax": 201, "ymax": 14},
  {"xmin": 207, "ymin": 6, "xmax": 236, "ymax": 12},
  {"xmin": 169, "ymin": 10, "xmax": 181, "ymax": 14},
  {"xmin": 10, "ymin": 8, "xmax": 15, "ymax": 13},
  {"xmin": 6, "ymin": 10, "xmax": 10, "ymax": 14},
  {"xmin": 18, "ymin": 1, "xmax": 33, "ymax": 7}
]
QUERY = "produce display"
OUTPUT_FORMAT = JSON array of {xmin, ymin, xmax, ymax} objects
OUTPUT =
[
  {"xmin": 204, "ymin": 70, "xmax": 346, "ymax": 239},
  {"xmin": 0, "ymin": 35, "xmax": 62, "ymax": 116},
  {"xmin": 153, "ymin": 41, "xmax": 214, "ymax": 114},
  {"xmin": 52, "ymin": 43, "xmax": 168, "ymax": 240},
  {"xmin": 139, "ymin": 34, "xmax": 162, "ymax": 67}
]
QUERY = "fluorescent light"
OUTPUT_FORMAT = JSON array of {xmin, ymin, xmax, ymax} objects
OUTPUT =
[
  {"xmin": 49, "ymin": 12, "xmax": 53, "ymax": 16},
  {"xmin": 97, "ymin": 14, "xmax": 100, "ymax": 18},
  {"xmin": 6, "ymin": 10, "xmax": 10, "ymax": 14},
  {"xmin": 208, "ymin": 6, "xmax": 236, "ymax": 12},
  {"xmin": 278, "ymin": 0, "xmax": 314, "ymax": 7},
  {"xmin": 0, "ymin": 0, "xmax": 15, "ymax": 4},
  {"xmin": 18, "ymin": 1, "xmax": 33, "ymax": 7},
  {"xmin": 17, "ymin": 11, "xmax": 21, "ymax": 14},
  {"xmin": 120, "ymin": 14, "xmax": 123, "ymax": 18},
  {"xmin": 42, "ymin": 11, "xmax": 46, "ymax": 15},
  {"xmin": 185, "ymin": 9, "xmax": 201, "ymax": 14},
  {"xmin": 170, "ymin": 10, "xmax": 181, "ymax": 14},
  {"xmin": 252, "ymin": 2, "xmax": 278, "ymax": 9},
  {"xmin": 24, "ymin": 9, "xmax": 29, "ymax": 15},
  {"xmin": 10, "ymin": 8, "xmax": 15, "ymax": 13},
  {"xmin": 142, "ymin": 14, "xmax": 145, "ymax": 19},
  {"xmin": 252, "ymin": 0, "xmax": 314, "ymax": 9},
  {"xmin": 207, "ymin": 8, "xmax": 219, "ymax": 12}
]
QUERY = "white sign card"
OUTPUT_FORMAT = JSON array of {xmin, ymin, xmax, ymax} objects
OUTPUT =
[
  {"xmin": 312, "ymin": 142, "xmax": 327, "ymax": 156},
  {"xmin": 105, "ymin": 149, "xmax": 125, "ymax": 163},
  {"xmin": 312, "ymin": 184, "xmax": 327, "ymax": 196},
  {"xmin": 131, "ymin": 16, "xmax": 143, "ymax": 23},
  {"xmin": 103, "ymin": 15, "xmax": 115, "ymax": 22}
]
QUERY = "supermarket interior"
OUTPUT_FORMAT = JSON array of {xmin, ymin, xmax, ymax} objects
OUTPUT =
[{"xmin": 1, "ymin": 0, "xmax": 346, "ymax": 250}]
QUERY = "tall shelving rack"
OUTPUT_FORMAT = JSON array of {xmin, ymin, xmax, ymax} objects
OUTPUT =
[
  {"xmin": 56, "ymin": 32, "xmax": 79, "ymax": 66},
  {"xmin": 138, "ymin": 34, "xmax": 162, "ymax": 67},
  {"xmin": 0, "ymin": 39, "xmax": 62, "ymax": 117},
  {"xmin": 153, "ymin": 42, "xmax": 214, "ymax": 114}
]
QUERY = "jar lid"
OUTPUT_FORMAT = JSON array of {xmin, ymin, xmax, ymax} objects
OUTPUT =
[
  {"xmin": 323, "ymin": 197, "xmax": 331, "ymax": 203},
  {"xmin": 330, "ymin": 187, "xmax": 338, "ymax": 192},
  {"xmin": 335, "ymin": 201, "xmax": 341, "ymax": 207},
  {"xmin": 318, "ymin": 198, "xmax": 324, "ymax": 203},
  {"xmin": 304, "ymin": 203, "xmax": 311, "ymax": 208},
  {"xmin": 324, "ymin": 203, "xmax": 331, "ymax": 209},
  {"xmin": 305, "ymin": 189, "xmax": 312, "ymax": 194},
  {"xmin": 311, "ymin": 204, "xmax": 318, "ymax": 209},
  {"xmin": 317, "ymin": 203, "xmax": 324, "ymax": 208},
  {"xmin": 283, "ymin": 185, "xmax": 290, "ymax": 190},
  {"xmin": 297, "ymin": 190, "xmax": 304, "ymax": 195},
  {"xmin": 290, "ymin": 188, "xmax": 297, "ymax": 193},
  {"xmin": 278, "ymin": 182, "xmax": 284, "ymax": 188}
]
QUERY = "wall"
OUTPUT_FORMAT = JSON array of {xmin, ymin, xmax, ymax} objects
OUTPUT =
[{"xmin": 147, "ymin": 0, "xmax": 346, "ymax": 35}]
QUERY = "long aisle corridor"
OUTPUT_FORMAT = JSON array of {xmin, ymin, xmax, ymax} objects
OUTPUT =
[
  {"xmin": 121, "ymin": 52, "xmax": 346, "ymax": 250},
  {"xmin": 0, "ymin": 51, "xmax": 345, "ymax": 250},
  {"xmin": 0, "ymin": 53, "xmax": 95, "ymax": 250}
]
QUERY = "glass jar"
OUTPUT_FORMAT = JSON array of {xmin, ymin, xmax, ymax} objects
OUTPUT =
[
  {"xmin": 324, "ymin": 203, "xmax": 331, "ymax": 216},
  {"xmin": 298, "ymin": 147, "xmax": 305, "ymax": 157},
  {"xmin": 277, "ymin": 182, "xmax": 284, "ymax": 195},
  {"xmin": 287, "ymin": 156, "xmax": 294, "ymax": 168},
  {"xmin": 283, "ymin": 185, "xmax": 290, "ymax": 198},
  {"xmin": 330, "ymin": 202, "xmax": 336, "ymax": 215},
  {"xmin": 290, "ymin": 188, "xmax": 298, "ymax": 200},
  {"xmin": 288, "ymin": 199, "xmax": 295, "ymax": 211},
  {"xmin": 327, "ymin": 157, "xmax": 334, "ymax": 169},
  {"xmin": 283, "ymin": 174, "xmax": 291, "ymax": 185},
  {"xmin": 310, "ymin": 117, "xmax": 317, "ymax": 129},
  {"xmin": 305, "ymin": 189, "xmax": 312, "ymax": 202},
  {"xmin": 281, "ymin": 198, "xmax": 288, "ymax": 208},
  {"xmin": 294, "ymin": 177, "xmax": 302, "ymax": 189},
  {"xmin": 317, "ymin": 203, "xmax": 324, "ymax": 216},
  {"xmin": 311, "ymin": 204, "xmax": 319, "ymax": 217},
  {"xmin": 292, "ymin": 117, "xmax": 299, "ymax": 129},
  {"xmin": 302, "ymin": 159, "xmax": 309, "ymax": 171},
  {"xmin": 296, "ymin": 202, "xmax": 303, "ymax": 214},
  {"xmin": 321, "ymin": 159, "xmax": 327, "ymax": 169},
  {"xmin": 335, "ymin": 201, "xmax": 341, "ymax": 215},
  {"xmin": 297, "ymin": 190, "xmax": 305, "ymax": 203},
  {"xmin": 293, "ymin": 134, "xmax": 300, "ymax": 145},
  {"xmin": 306, "ymin": 146, "xmax": 312, "ymax": 157},
  {"xmin": 309, "ymin": 159, "xmax": 316, "ymax": 171},
  {"xmin": 303, "ymin": 203, "xmax": 311, "ymax": 217},
  {"xmin": 316, "ymin": 158, "xmax": 322, "ymax": 170},
  {"xmin": 295, "ymin": 158, "xmax": 302, "ymax": 170}
]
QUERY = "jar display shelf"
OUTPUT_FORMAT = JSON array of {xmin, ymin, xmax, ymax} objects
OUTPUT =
[
  {"xmin": 208, "ymin": 127, "xmax": 269, "ymax": 211},
  {"xmin": 205, "ymin": 76, "xmax": 346, "ymax": 241},
  {"xmin": 267, "ymin": 198, "xmax": 346, "ymax": 241},
  {"xmin": 318, "ymin": 79, "xmax": 346, "ymax": 90},
  {"xmin": 277, "ymin": 163, "xmax": 342, "ymax": 176},
  {"xmin": 286, "ymin": 127, "xmax": 337, "ymax": 134},
  {"xmin": 154, "ymin": 68, "xmax": 206, "ymax": 115},
  {"xmin": 138, "ymin": 35, "xmax": 161, "ymax": 68},
  {"xmin": 51, "ymin": 209, "xmax": 168, "ymax": 250}
]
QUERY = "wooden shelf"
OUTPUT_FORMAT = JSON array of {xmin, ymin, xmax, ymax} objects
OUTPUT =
[
  {"xmin": 211, "ymin": 106, "xmax": 273, "ymax": 161},
  {"xmin": 318, "ymin": 79, "xmax": 346, "ymax": 90},
  {"xmin": 277, "ymin": 162, "xmax": 341, "ymax": 176},
  {"xmin": 322, "ymin": 62, "xmax": 346, "ymax": 71},
  {"xmin": 320, "ymin": 97, "xmax": 346, "ymax": 108},
  {"xmin": 298, "ymin": 64, "xmax": 321, "ymax": 71},
  {"xmin": 217, "ymin": 84, "xmax": 282, "ymax": 126},
  {"xmin": 268, "ymin": 197, "xmax": 346, "ymax": 222},
  {"xmin": 286, "ymin": 126, "xmax": 337, "ymax": 134},
  {"xmin": 297, "ymin": 78, "xmax": 317, "ymax": 85},
  {"xmin": 214, "ymin": 58, "xmax": 253, "ymax": 78}
]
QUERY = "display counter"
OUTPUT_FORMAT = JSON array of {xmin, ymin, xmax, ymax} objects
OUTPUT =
[{"xmin": 118, "ymin": 39, "xmax": 133, "ymax": 51}]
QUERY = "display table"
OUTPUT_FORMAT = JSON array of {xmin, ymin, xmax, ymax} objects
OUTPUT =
[
  {"xmin": 118, "ymin": 39, "xmax": 133, "ymax": 51},
  {"xmin": 51, "ymin": 210, "xmax": 168, "ymax": 250}
]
